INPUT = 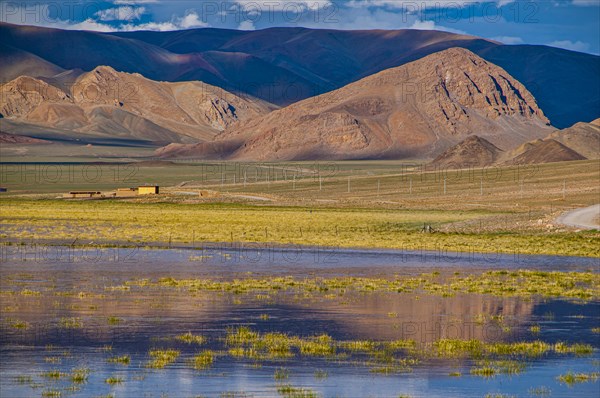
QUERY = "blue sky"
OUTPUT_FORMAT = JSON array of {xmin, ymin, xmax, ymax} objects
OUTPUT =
[{"xmin": 1, "ymin": 0, "xmax": 598, "ymax": 54}]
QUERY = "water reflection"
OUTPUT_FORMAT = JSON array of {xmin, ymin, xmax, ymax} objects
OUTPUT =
[{"xmin": 1, "ymin": 245, "xmax": 598, "ymax": 397}]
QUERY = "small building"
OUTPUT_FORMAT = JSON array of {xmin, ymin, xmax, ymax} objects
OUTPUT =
[
  {"xmin": 138, "ymin": 185, "xmax": 159, "ymax": 195},
  {"xmin": 63, "ymin": 191, "xmax": 102, "ymax": 199},
  {"xmin": 116, "ymin": 187, "xmax": 138, "ymax": 197}
]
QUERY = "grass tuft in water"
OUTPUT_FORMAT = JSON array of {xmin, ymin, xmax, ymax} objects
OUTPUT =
[
  {"xmin": 105, "ymin": 376, "xmax": 124, "ymax": 385},
  {"xmin": 557, "ymin": 371, "xmax": 599, "ymax": 385},
  {"xmin": 147, "ymin": 349, "xmax": 180, "ymax": 369},
  {"xmin": 70, "ymin": 368, "xmax": 90, "ymax": 384},
  {"xmin": 176, "ymin": 332, "xmax": 206, "ymax": 345},
  {"xmin": 193, "ymin": 350, "xmax": 215, "ymax": 370},
  {"xmin": 108, "ymin": 355, "xmax": 130, "ymax": 365}
]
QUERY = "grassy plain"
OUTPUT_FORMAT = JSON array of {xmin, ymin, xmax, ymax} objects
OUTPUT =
[{"xmin": 1, "ymin": 159, "xmax": 598, "ymax": 256}]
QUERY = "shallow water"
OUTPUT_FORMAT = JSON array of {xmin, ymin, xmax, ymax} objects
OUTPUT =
[{"xmin": 1, "ymin": 245, "xmax": 599, "ymax": 397}]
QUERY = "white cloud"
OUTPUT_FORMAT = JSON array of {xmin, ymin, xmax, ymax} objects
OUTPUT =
[
  {"xmin": 346, "ymin": 0, "xmax": 515, "ymax": 9},
  {"xmin": 491, "ymin": 36, "xmax": 524, "ymax": 44},
  {"xmin": 409, "ymin": 20, "xmax": 436, "ymax": 30},
  {"xmin": 233, "ymin": 0, "xmax": 332, "ymax": 11},
  {"xmin": 112, "ymin": 0, "xmax": 158, "ymax": 4},
  {"xmin": 179, "ymin": 12, "xmax": 206, "ymax": 29},
  {"xmin": 548, "ymin": 40, "xmax": 591, "ymax": 53},
  {"xmin": 95, "ymin": 6, "xmax": 146, "ymax": 21},
  {"xmin": 409, "ymin": 19, "xmax": 467, "ymax": 34},
  {"xmin": 238, "ymin": 20, "xmax": 256, "ymax": 30},
  {"xmin": 2, "ymin": 8, "xmax": 209, "ymax": 32},
  {"xmin": 571, "ymin": 0, "xmax": 600, "ymax": 6}
]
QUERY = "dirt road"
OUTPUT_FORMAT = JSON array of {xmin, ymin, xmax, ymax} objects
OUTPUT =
[{"xmin": 556, "ymin": 204, "xmax": 600, "ymax": 230}]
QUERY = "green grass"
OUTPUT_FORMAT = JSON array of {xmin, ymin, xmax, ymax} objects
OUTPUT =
[
  {"xmin": 10, "ymin": 320, "xmax": 29, "ymax": 329},
  {"xmin": 557, "ymin": 371, "xmax": 599, "ymax": 385},
  {"xmin": 276, "ymin": 384, "xmax": 319, "ymax": 398},
  {"xmin": 529, "ymin": 325, "xmax": 541, "ymax": 334},
  {"xmin": 146, "ymin": 349, "xmax": 180, "ymax": 369},
  {"xmin": 70, "ymin": 368, "xmax": 90, "ymax": 383},
  {"xmin": 14, "ymin": 375, "xmax": 32, "ymax": 383},
  {"xmin": 193, "ymin": 350, "xmax": 215, "ymax": 370},
  {"xmin": 2, "ymin": 197, "xmax": 598, "ymax": 257},
  {"xmin": 176, "ymin": 332, "xmax": 206, "ymax": 345},
  {"xmin": 58, "ymin": 317, "xmax": 82, "ymax": 329},
  {"xmin": 313, "ymin": 369, "xmax": 328, "ymax": 379},
  {"xmin": 107, "ymin": 355, "xmax": 130, "ymax": 365},
  {"xmin": 107, "ymin": 316, "xmax": 122, "ymax": 325},
  {"xmin": 274, "ymin": 367, "xmax": 290, "ymax": 380},
  {"xmin": 105, "ymin": 376, "xmax": 124, "ymax": 385},
  {"xmin": 41, "ymin": 390, "xmax": 61, "ymax": 397},
  {"xmin": 528, "ymin": 386, "xmax": 551, "ymax": 397},
  {"xmin": 41, "ymin": 370, "xmax": 65, "ymax": 379},
  {"xmin": 117, "ymin": 270, "xmax": 600, "ymax": 301}
]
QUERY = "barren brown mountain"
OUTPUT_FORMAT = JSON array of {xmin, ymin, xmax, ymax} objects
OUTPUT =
[
  {"xmin": 430, "ymin": 136, "xmax": 502, "ymax": 168},
  {"xmin": 0, "ymin": 66, "xmax": 274, "ymax": 146},
  {"xmin": 502, "ymin": 139, "xmax": 586, "ymax": 165},
  {"xmin": 432, "ymin": 119, "xmax": 600, "ymax": 167},
  {"xmin": 158, "ymin": 48, "xmax": 552, "ymax": 160},
  {"xmin": 545, "ymin": 118, "xmax": 600, "ymax": 159}
]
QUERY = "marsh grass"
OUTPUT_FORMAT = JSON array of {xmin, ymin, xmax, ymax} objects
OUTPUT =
[
  {"xmin": 41, "ymin": 390, "xmax": 61, "ymax": 397},
  {"xmin": 70, "ymin": 368, "xmax": 89, "ymax": 384},
  {"xmin": 176, "ymin": 332, "xmax": 206, "ymax": 345},
  {"xmin": 470, "ymin": 366, "xmax": 496, "ymax": 377},
  {"xmin": 557, "ymin": 371, "xmax": 599, "ymax": 385},
  {"xmin": 529, "ymin": 325, "xmax": 541, "ymax": 334},
  {"xmin": 118, "ymin": 270, "xmax": 600, "ymax": 301},
  {"xmin": 528, "ymin": 386, "xmax": 551, "ymax": 397},
  {"xmin": 41, "ymin": 370, "xmax": 66, "ymax": 379},
  {"xmin": 107, "ymin": 316, "xmax": 122, "ymax": 325},
  {"xmin": 58, "ymin": 317, "xmax": 82, "ymax": 329},
  {"xmin": 147, "ymin": 349, "xmax": 180, "ymax": 369},
  {"xmin": 107, "ymin": 355, "xmax": 130, "ymax": 365},
  {"xmin": 105, "ymin": 376, "xmax": 124, "ymax": 385},
  {"xmin": 274, "ymin": 367, "xmax": 290, "ymax": 380},
  {"xmin": 14, "ymin": 375, "xmax": 32, "ymax": 383},
  {"xmin": 10, "ymin": 320, "xmax": 29, "ymax": 329},
  {"xmin": 470, "ymin": 360, "xmax": 525, "ymax": 377},
  {"xmin": 276, "ymin": 384, "xmax": 319, "ymax": 398},
  {"xmin": 193, "ymin": 350, "xmax": 215, "ymax": 370},
  {"xmin": 313, "ymin": 369, "xmax": 328, "ymax": 379},
  {"xmin": 3, "ymin": 196, "xmax": 598, "ymax": 257}
]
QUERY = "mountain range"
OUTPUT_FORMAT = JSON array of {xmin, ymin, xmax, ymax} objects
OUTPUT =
[
  {"xmin": 1, "ymin": 22, "xmax": 598, "ymax": 128},
  {"xmin": 1, "ymin": 22, "xmax": 598, "ymax": 163},
  {"xmin": 1, "ymin": 66, "xmax": 273, "ymax": 146}
]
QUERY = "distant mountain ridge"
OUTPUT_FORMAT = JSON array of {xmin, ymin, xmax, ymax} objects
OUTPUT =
[{"xmin": 1, "ymin": 22, "xmax": 598, "ymax": 128}]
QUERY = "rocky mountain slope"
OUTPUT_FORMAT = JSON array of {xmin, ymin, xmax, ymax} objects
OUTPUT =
[
  {"xmin": 158, "ymin": 48, "xmax": 552, "ymax": 160},
  {"xmin": 0, "ymin": 66, "xmax": 274, "ymax": 146}
]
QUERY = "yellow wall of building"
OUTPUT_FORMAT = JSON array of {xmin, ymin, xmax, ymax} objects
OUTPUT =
[{"xmin": 138, "ymin": 186, "xmax": 159, "ymax": 195}]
